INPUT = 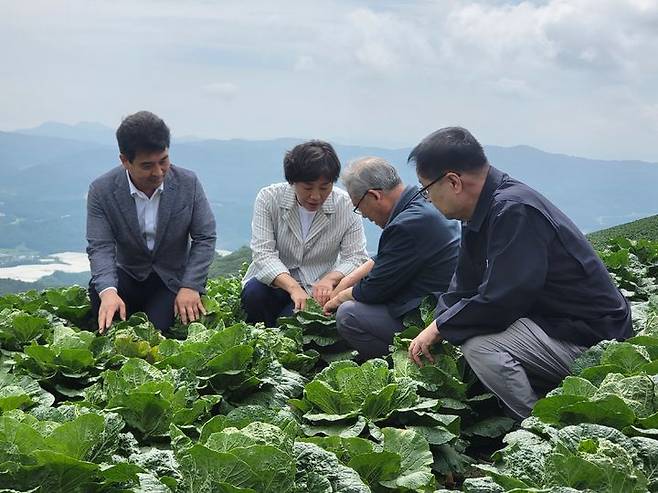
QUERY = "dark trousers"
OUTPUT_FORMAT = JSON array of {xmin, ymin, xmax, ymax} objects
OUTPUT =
[
  {"xmin": 335, "ymin": 300, "xmax": 406, "ymax": 359},
  {"xmin": 241, "ymin": 278, "xmax": 294, "ymax": 328},
  {"xmin": 89, "ymin": 269, "xmax": 177, "ymax": 332}
]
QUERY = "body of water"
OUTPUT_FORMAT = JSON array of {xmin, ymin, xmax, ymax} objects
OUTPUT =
[
  {"xmin": 0, "ymin": 249, "xmax": 232, "ymax": 282},
  {"xmin": 0, "ymin": 252, "xmax": 90, "ymax": 282}
]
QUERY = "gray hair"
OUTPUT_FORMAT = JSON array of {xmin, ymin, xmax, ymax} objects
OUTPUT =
[{"xmin": 341, "ymin": 156, "xmax": 402, "ymax": 199}]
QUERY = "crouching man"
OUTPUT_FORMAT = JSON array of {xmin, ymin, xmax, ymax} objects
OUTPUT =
[
  {"xmin": 86, "ymin": 111, "xmax": 216, "ymax": 333},
  {"xmin": 324, "ymin": 157, "xmax": 460, "ymax": 359},
  {"xmin": 407, "ymin": 126, "xmax": 632, "ymax": 420}
]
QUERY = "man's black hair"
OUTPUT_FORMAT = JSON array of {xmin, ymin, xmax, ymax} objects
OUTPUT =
[
  {"xmin": 408, "ymin": 126, "xmax": 488, "ymax": 180},
  {"xmin": 283, "ymin": 140, "xmax": 341, "ymax": 184},
  {"xmin": 116, "ymin": 111, "xmax": 170, "ymax": 162}
]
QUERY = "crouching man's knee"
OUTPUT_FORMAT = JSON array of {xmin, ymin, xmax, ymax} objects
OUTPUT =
[
  {"xmin": 462, "ymin": 334, "xmax": 492, "ymax": 361},
  {"xmin": 460, "ymin": 333, "xmax": 506, "ymax": 378},
  {"xmin": 336, "ymin": 301, "xmax": 359, "ymax": 336}
]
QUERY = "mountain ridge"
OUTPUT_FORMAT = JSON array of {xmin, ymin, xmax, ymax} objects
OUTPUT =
[
  {"xmin": 9, "ymin": 120, "xmax": 658, "ymax": 169},
  {"xmin": 1, "ymin": 125, "xmax": 657, "ymax": 254}
]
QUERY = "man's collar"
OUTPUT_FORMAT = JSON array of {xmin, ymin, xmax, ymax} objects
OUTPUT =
[
  {"xmin": 464, "ymin": 166, "xmax": 505, "ymax": 232},
  {"xmin": 385, "ymin": 185, "xmax": 419, "ymax": 227},
  {"xmin": 126, "ymin": 169, "xmax": 164, "ymax": 198}
]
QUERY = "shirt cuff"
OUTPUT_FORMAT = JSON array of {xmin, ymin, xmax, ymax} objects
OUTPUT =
[
  {"xmin": 351, "ymin": 280, "xmax": 364, "ymax": 302},
  {"xmin": 98, "ymin": 286, "xmax": 117, "ymax": 297}
]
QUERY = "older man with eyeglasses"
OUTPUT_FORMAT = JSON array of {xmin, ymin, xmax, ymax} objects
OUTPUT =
[
  {"xmin": 406, "ymin": 126, "xmax": 633, "ymax": 421},
  {"xmin": 323, "ymin": 157, "xmax": 460, "ymax": 360}
]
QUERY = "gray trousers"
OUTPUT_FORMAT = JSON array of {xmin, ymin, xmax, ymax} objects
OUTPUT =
[
  {"xmin": 336, "ymin": 301, "xmax": 406, "ymax": 360},
  {"xmin": 462, "ymin": 318, "xmax": 588, "ymax": 420}
]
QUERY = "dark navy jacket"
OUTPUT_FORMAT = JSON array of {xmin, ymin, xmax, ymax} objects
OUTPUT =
[
  {"xmin": 352, "ymin": 185, "xmax": 460, "ymax": 319},
  {"xmin": 436, "ymin": 166, "xmax": 633, "ymax": 346}
]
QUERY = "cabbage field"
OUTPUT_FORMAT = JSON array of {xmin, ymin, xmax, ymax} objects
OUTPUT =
[{"xmin": 0, "ymin": 237, "xmax": 657, "ymax": 492}]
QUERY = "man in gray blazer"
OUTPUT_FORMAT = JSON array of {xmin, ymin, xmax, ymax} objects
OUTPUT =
[{"xmin": 86, "ymin": 111, "xmax": 216, "ymax": 333}]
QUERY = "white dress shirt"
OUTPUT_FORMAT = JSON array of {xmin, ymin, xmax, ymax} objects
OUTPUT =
[
  {"xmin": 126, "ymin": 170, "xmax": 164, "ymax": 250},
  {"xmin": 99, "ymin": 171, "xmax": 164, "ymax": 296}
]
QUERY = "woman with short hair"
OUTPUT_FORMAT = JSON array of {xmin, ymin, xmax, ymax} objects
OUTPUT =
[{"xmin": 241, "ymin": 140, "xmax": 369, "ymax": 327}]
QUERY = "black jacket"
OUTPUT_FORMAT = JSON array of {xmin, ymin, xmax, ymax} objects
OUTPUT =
[
  {"xmin": 436, "ymin": 166, "xmax": 633, "ymax": 346},
  {"xmin": 352, "ymin": 185, "xmax": 460, "ymax": 318}
]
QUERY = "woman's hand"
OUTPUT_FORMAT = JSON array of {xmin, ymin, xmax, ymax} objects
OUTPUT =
[
  {"xmin": 273, "ymin": 273, "xmax": 309, "ymax": 312},
  {"xmin": 290, "ymin": 286, "xmax": 310, "ymax": 312},
  {"xmin": 312, "ymin": 277, "xmax": 335, "ymax": 306}
]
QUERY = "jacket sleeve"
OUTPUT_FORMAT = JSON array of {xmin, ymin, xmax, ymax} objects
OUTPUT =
[
  {"xmin": 352, "ymin": 226, "xmax": 421, "ymax": 304},
  {"xmin": 437, "ymin": 203, "xmax": 554, "ymax": 343},
  {"xmin": 250, "ymin": 188, "xmax": 290, "ymax": 286},
  {"xmin": 332, "ymin": 214, "xmax": 369, "ymax": 276},
  {"xmin": 180, "ymin": 176, "xmax": 217, "ymax": 292},
  {"xmin": 86, "ymin": 182, "xmax": 118, "ymax": 293}
]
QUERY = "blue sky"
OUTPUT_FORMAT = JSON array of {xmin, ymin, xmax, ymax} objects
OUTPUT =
[{"xmin": 1, "ymin": 0, "xmax": 657, "ymax": 161}]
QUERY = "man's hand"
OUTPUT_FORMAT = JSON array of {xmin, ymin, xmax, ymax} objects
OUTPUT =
[
  {"xmin": 408, "ymin": 320, "xmax": 442, "ymax": 367},
  {"xmin": 312, "ymin": 277, "xmax": 335, "ymax": 306},
  {"xmin": 330, "ymin": 260, "xmax": 373, "ymax": 298},
  {"xmin": 323, "ymin": 287, "xmax": 353, "ymax": 315},
  {"xmin": 98, "ymin": 289, "xmax": 126, "ymax": 334},
  {"xmin": 290, "ymin": 287, "xmax": 309, "ymax": 312},
  {"xmin": 323, "ymin": 295, "xmax": 342, "ymax": 314},
  {"xmin": 174, "ymin": 287, "xmax": 206, "ymax": 324},
  {"xmin": 330, "ymin": 278, "xmax": 349, "ymax": 300}
]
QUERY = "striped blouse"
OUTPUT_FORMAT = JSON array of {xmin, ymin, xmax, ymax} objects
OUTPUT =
[{"xmin": 243, "ymin": 182, "xmax": 369, "ymax": 292}]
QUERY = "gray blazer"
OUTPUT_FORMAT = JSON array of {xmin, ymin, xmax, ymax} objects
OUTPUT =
[{"xmin": 86, "ymin": 165, "xmax": 216, "ymax": 294}]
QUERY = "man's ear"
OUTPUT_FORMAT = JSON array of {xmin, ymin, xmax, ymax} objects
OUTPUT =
[
  {"xmin": 119, "ymin": 154, "xmax": 130, "ymax": 169},
  {"xmin": 448, "ymin": 173, "xmax": 463, "ymax": 194}
]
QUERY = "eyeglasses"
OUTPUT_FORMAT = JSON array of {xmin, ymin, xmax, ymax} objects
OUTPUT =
[
  {"xmin": 402, "ymin": 171, "xmax": 460, "ymax": 209},
  {"xmin": 410, "ymin": 172, "xmax": 447, "ymax": 203},
  {"xmin": 420, "ymin": 175, "xmax": 444, "ymax": 199},
  {"xmin": 353, "ymin": 188, "xmax": 382, "ymax": 215}
]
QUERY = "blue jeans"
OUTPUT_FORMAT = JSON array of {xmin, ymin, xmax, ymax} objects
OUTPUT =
[{"xmin": 241, "ymin": 278, "xmax": 294, "ymax": 327}]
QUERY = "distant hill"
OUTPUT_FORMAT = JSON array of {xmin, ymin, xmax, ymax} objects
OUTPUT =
[
  {"xmin": 13, "ymin": 121, "xmax": 201, "ymax": 147},
  {"xmin": 1, "ymin": 124, "xmax": 658, "ymax": 254},
  {"xmin": 208, "ymin": 246, "xmax": 252, "ymax": 278},
  {"xmin": 14, "ymin": 121, "xmax": 116, "ymax": 146},
  {"xmin": 0, "ymin": 271, "xmax": 90, "ymax": 296},
  {"xmin": 0, "ymin": 131, "xmax": 104, "ymax": 175},
  {"xmin": 587, "ymin": 214, "xmax": 658, "ymax": 250}
]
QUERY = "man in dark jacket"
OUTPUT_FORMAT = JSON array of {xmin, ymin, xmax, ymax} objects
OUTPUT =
[
  {"xmin": 407, "ymin": 126, "xmax": 632, "ymax": 420},
  {"xmin": 324, "ymin": 157, "xmax": 460, "ymax": 359}
]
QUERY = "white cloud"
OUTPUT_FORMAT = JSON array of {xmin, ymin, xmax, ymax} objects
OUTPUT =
[
  {"xmin": 1, "ymin": 0, "xmax": 657, "ymax": 160},
  {"xmin": 343, "ymin": 7, "xmax": 436, "ymax": 72},
  {"xmin": 202, "ymin": 82, "xmax": 238, "ymax": 100},
  {"xmin": 638, "ymin": 103, "xmax": 658, "ymax": 133},
  {"xmin": 493, "ymin": 78, "xmax": 539, "ymax": 98},
  {"xmin": 294, "ymin": 55, "xmax": 316, "ymax": 72}
]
